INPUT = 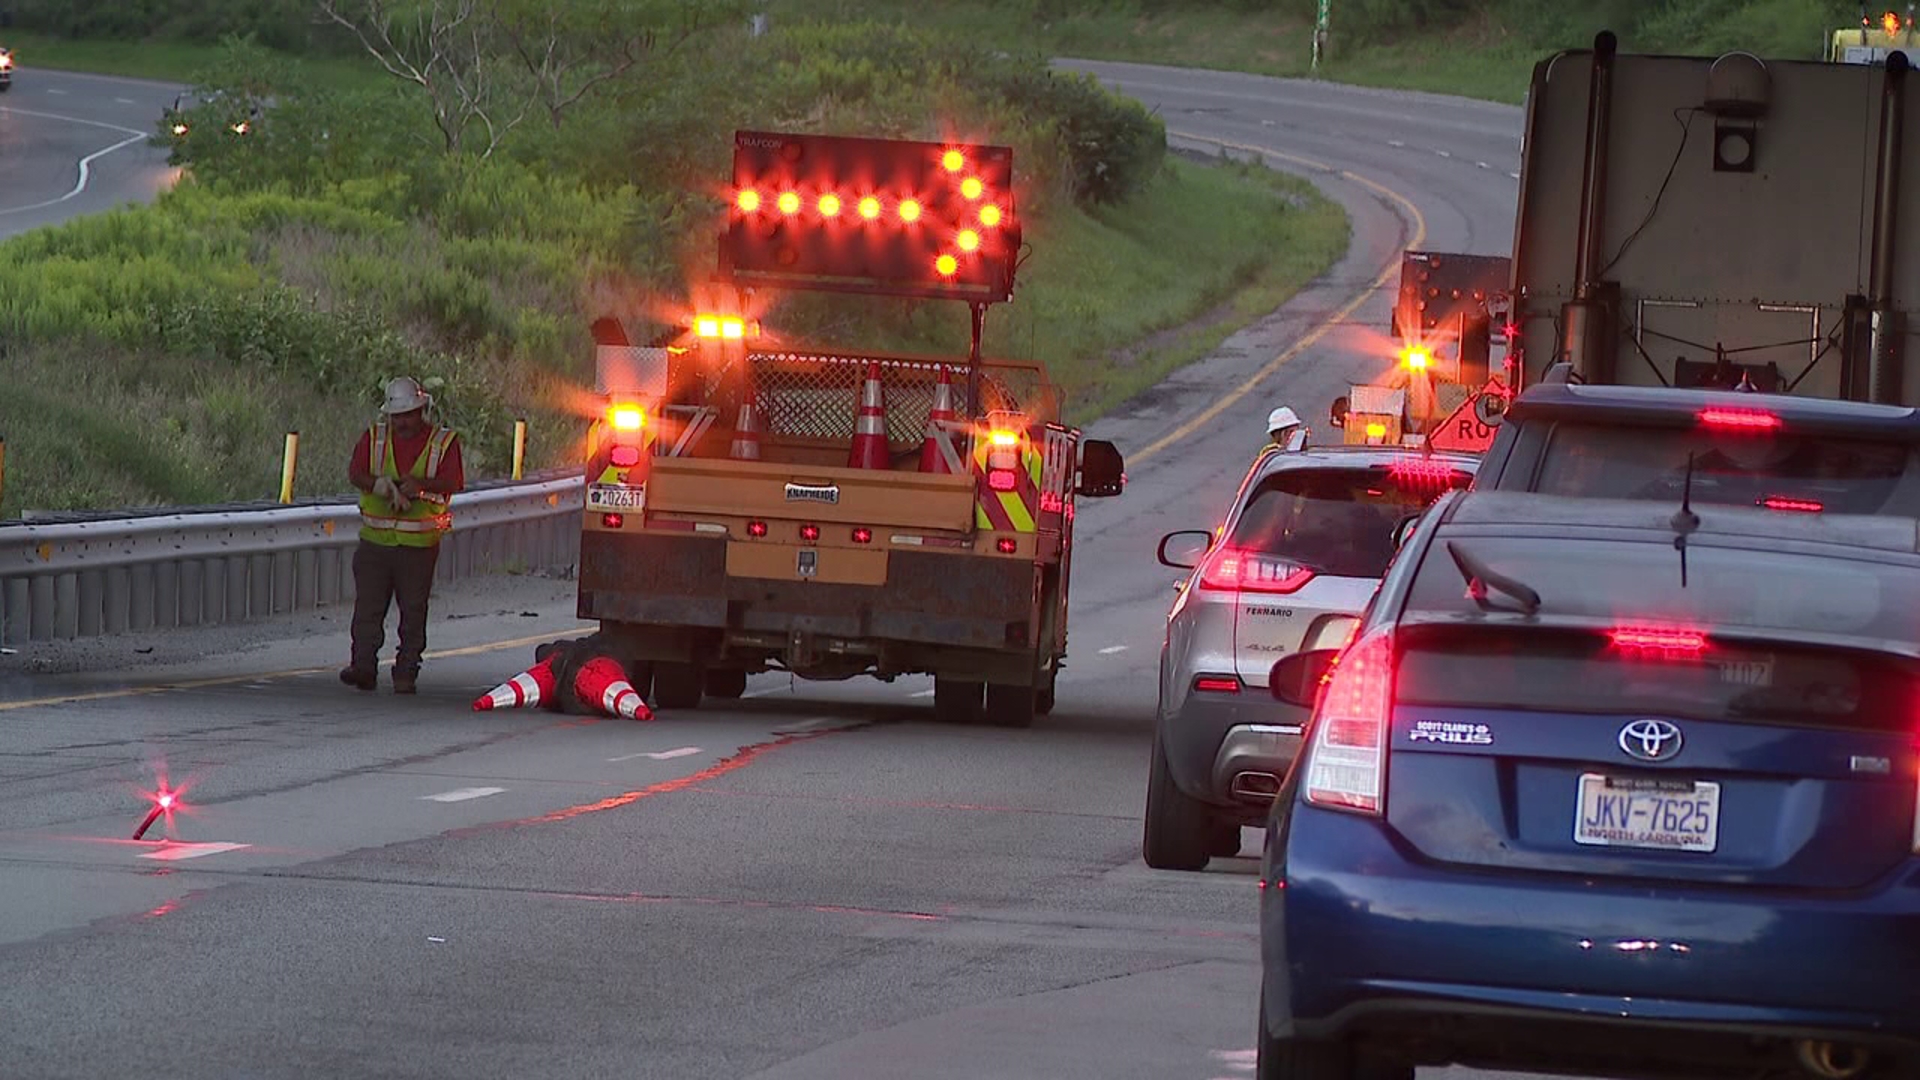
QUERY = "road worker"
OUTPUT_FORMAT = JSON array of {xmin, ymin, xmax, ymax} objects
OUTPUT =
[{"xmin": 339, "ymin": 376, "xmax": 464, "ymax": 694}]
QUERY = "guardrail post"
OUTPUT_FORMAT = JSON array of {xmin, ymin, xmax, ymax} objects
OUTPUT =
[
  {"xmin": 52, "ymin": 572, "xmax": 78, "ymax": 639},
  {"xmin": 105, "ymin": 566, "xmax": 131, "ymax": 634},
  {"xmin": 512, "ymin": 419, "xmax": 527, "ymax": 481},
  {"xmin": 2, "ymin": 578, "xmax": 25, "ymax": 645},
  {"xmin": 130, "ymin": 564, "xmax": 156, "ymax": 631},
  {"xmin": 224, "ymin": 557, "xmax": 247, "ymax": 624}
]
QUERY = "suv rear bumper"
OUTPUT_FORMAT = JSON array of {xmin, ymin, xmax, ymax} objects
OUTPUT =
[
  {"xmin": 1263, "ymin": 807, "xmax": 1920, "ymax": 1055},
  {"xmin": 1160, "ymin": 691, "xmax": 1307, "ymax": 812}
]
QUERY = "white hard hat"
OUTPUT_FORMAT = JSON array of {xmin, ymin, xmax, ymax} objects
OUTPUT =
[
  {"xmin": 382, "ymin": 376, "xmax": 432, "ymax": 415},
  {"xmin": 1267, "ymin": 406, "xmax": 1301, "ymax": 433}
]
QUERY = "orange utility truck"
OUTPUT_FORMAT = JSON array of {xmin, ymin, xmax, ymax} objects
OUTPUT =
[{"xmin": 575, "ymin": 130, "xmax": 1126, "ymax": 727}]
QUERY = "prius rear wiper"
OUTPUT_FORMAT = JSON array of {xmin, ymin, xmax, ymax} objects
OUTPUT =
[{"xmin": 1447, "ymin": 541, "xmax": 1542, "ymax": 615}]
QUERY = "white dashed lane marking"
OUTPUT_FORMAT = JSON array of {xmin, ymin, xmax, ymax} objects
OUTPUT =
[
  {"xmin": 606, "ymin": 746, "xmax": 702, "ymax": 763},
  {"xmin": 420, "ymin": 787, "xmax": 505, "ymax": 803},
  {"xmin": 1099, "ymin": 645, "xmax": 1129, "ymax": 655}
]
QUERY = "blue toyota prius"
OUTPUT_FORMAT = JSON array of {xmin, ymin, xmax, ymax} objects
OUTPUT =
[{"xmin": 1257, "ymin": 490, "xmax": 1920, "ymax": 1080}]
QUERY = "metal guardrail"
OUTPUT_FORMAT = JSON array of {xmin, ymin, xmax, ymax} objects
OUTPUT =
[{"xmin": 0, "ymin": 473, "xmax": 585, "ymax": 648}]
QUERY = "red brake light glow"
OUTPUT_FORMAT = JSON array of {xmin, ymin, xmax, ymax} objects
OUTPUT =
[
  {"xmin": 1759, "ymin": 495, "xmax": 1823, "ymax": 513},
  {"xmin": 852, "ymin": 527, "xmax": 873, "ymax": 544},
  {"xmin": 609, "ymin": 445, "xmax": 642, "ymax": 467},
  {"xmin": 1302, "ymin": 629, "xmax": 1393, "ymax": 815},
  {"xmin": 996, "ymin": 538, "xmax": 1017, "ymax": 554},
  {"xmin": 1194, "ymin": 675, "xmax": 1242, "ymax": 694},
  {"xmin": 1198, "ymin": 548, "xmax": 1316, "ymax": 594},
  {"xmin": 1698, "ymin": 407, "xmax": 1781, "ymax": 431},
  {"xmin": 747, "ymin": 520, "xmax": 768, "ymax": 537},
  {"xmin": 800, "ymin": 523, "xmax": 821, "ymax": 542},
  {"xmin": 600, "ymin": 513, "xmax": 624, "ymax": 529},
  {"xmin": 987, "ymin": 469, "xmax": 1017, "ymax": 491},
  {"xmin": 1387, "ymin": 457, "xmax": 1468, "ymax": 490},
  {"xmin": 1609, "ymin": 626, "xmax": 1708, "ymax": 655}
]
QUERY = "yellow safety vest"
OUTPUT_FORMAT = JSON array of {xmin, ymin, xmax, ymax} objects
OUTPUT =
[{"xmin": 359, "ymin": 422, "xmax": 457, "ymax": 547}]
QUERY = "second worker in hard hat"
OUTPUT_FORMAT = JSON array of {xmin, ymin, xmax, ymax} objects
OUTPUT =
[
  {"xmin": 1266, "ymin": 405, "xmax": 1303, "ymax": 450},
  {"xmin": 340, "ymin": 376, "xmax": 465, "ymax": 695}
]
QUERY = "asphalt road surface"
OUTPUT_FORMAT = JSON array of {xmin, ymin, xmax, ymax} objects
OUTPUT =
[
  {"xmin": 0, "ymin": 61, "xmax": 1596, "ymax": 1080},
  {"xmin": 0, "ymin": 66, "xmax": 182, "ymax": 240}
]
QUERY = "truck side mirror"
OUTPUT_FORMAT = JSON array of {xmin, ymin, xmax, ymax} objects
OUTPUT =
[
  {"xmin": 1330, "ymin": 396, "xmax": 1350, "ymax": 429},
  {"xmin": 1078, "ymin": 439, "xmax": 1126, "ymax": 498},
  {"xmin": 1270, "ymin": 650, "xmax": 1340, "ymax": 708},
  {"xmin": 1157, "ymin": 529, "xmax": 1213, "ymax": 569}
]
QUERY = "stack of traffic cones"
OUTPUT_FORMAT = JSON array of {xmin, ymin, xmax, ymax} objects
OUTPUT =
[
  {"xmin": 472, "ymin": 656, "xmax": 558, "ymax": 711},
  {"xmin": 848, "ymin": 361, "xmax": 889, "ymax": 469},
  {"xmin": 574, "ymin": 656, "xmax": 654, "ymax": 720},
  {"xmin": 730, "ymin": 398, "xmax": 762, "ymax": 461},
  {"xmin": 920, "ymin": 365, "xmax": 959, "ymax": 474}
]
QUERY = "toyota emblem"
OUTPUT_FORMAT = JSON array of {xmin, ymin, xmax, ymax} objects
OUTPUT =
[{"xmin": 1618, "ymin": 719, "xmax": 1684, "ymax": 762}]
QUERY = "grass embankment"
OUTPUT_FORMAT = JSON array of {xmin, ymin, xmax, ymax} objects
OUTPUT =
[
  {"xmin": 0, "ymin": 16, "xmax": 1346, "ymax": 517},
  {"xmin": 771, "ymin": 0, "xmax": 1860, "ymax": 105}
]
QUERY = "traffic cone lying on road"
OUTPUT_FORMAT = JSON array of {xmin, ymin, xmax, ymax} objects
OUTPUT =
[
  {"xmin": 848, "ymin": 361, "xmax": 890, "ymax": 469},
  {"xmin": 472, "ymin": 656, "xmax": 558, "ymax": 711},
  {"xmin": 575, "ymin": 655, "xmax": 653, "ymax": 721}
]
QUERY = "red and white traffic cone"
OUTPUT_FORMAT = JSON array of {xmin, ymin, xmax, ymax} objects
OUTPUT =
[
  {"xmin": 730, "ymin": 398, "xmax": 762, "ymax": 461},
  {"xmin": 472, "ymin": 656, "xmax": 558, "ymax": 711},
  {"xmin": 574, "ymin": 656, "xmax": 654, "ymax": 720},
  {"xmin": 847, "ymin": 361, "xmax": 889, "ymax": 470},
  {"xmin": 920, "ymin": 365, "xmax": 959, "ymax": 474}
]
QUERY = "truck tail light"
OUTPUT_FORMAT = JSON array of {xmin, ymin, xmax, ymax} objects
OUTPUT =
[
  {"xmin": 852, "ymin": 527, "xmax": 873, "ymax": 543},
  {"xmin": 1301, "ymin": 628, "xmax": 1393, "ymax": 816},
  {"xmin": 1194, "ymin": 675, "xmax": 1242, "ymax": 694},
  {"xmin": 748, "ymin": 520, "xmax": 768, "ymax": 537},
  {"xmin": 996, "ymin": 538, "xmax": 1017, "ymax": 554},
  {"xmin": 988, "ymin": 469, "xmax": 1017, "ymax": 491},
  {"xmin": 601, "ymin": 513, "xmax": 624, "ymax": 529},
  {"xmin": 800, "ymin": 523, "xmax": 820, "ymax": 542}
]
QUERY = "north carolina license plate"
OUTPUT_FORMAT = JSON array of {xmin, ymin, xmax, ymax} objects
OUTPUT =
[
  {"xmin": 586, "ymin": 484, "xmax": 644, "ymax": 510},
  {"xmin": 1574, "ymin": 773, "xmax": 1721, "ymax": 853}
]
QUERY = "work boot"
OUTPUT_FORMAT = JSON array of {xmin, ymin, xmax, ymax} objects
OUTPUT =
[
  {"xmin": 339, "ymin": 666, "xmax": 376, "ymax": 692},
  {"xmin": 392, "ymin": 669, "xmax": 418, "ymax": 695}
]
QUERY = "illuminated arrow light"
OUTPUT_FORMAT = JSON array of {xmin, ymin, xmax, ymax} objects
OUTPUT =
[
  {"xmin": 736, "ymin": 189, "xmax": 761, "ymax": 213},
  {"xmin": 942, "ymin": 149, "xmax": 966, "ymax": 172},
  {"xmin": 956, "ymin": 229, "xmax": 981, "ymax": 253},
  {"xmin": 817, "ymin": 193, "xmax": 841, "ymax": 217},
  {"xmin": 935, "ymin": 254, "xmax": 959, "ymax": 277},
  {"xmin": 960, "ymin": 177, "xmax": 984, "ymax": 200},
  {"xmin": 777, "ymin": 191, "xmax": 801, "ymax": 215},
  {"xmin": 979, "ymin": 204, "xmax": 1002, "ymax": 227},
  {"xmin": 858, "ymin": 196, "xmax": 882, "ymax": 220},
  {"xmin": 898, "ymin": 199, "xmax": 923, "ymax": 223}
]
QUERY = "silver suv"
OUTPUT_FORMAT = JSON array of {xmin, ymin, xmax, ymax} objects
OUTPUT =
[{"xmin": 1145, "ymin": 444, "xmax": 1477, "ymax": 870}]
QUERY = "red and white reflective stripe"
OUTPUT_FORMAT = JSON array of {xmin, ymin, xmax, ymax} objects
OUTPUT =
[
  {"xmin": 424, "ymin": 427, "xmax": 455, "ymax": 476},
  {"xmin": 361, "ymin": 513, "xmax": 452, "ymax": 533},
  {"xmin": 601, "ymin": 680, "xmax": 652, "ymax": 720}
]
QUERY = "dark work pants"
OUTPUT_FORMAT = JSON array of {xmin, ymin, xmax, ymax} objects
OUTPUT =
[{"xmin": 348, "ymin": 539, "xmax": 441, "ymax": 675}]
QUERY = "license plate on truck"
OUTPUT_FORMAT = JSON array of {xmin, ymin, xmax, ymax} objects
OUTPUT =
[
  {"xmin": 1574, "ymin": 774, "xmax": 1721, "ymax": 853},
  {"xmin": 587, "ymin": 484, "xmax": 645, "ymax": 510}
]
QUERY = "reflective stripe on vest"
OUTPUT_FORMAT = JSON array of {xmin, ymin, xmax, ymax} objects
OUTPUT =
[{"xmin": 360, "ymin": 423, "xmax": 457, "ymax": 547}]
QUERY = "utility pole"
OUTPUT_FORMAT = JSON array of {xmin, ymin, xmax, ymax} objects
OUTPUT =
[{"xmin": 1313, "ymin": 0, "xmax": 1331, "ymax": 75}]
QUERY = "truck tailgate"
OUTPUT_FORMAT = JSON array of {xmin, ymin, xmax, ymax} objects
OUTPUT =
[{"xmin": 649, "ymin": 458, "xmax": 976, "ymax": 532}]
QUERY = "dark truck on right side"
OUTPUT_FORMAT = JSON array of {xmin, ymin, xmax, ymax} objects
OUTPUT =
[{"xmin": 1466, "ymin": 33, "xmax": 1920, "ymax": 513}]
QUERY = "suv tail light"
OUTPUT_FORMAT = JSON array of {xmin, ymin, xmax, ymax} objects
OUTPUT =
[
  {"xmin": 1301, "ymin": 627, "xmax": 1393, "ymax": 816},
  {"xmin": 1197, "ymin": 547, "xmax": 1315, "ymax": 594}
]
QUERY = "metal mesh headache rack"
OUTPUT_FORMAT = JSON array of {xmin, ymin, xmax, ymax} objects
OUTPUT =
[{"xmin": 744, "ymin": 350, "xmax": 1057, "ymax": 445}]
